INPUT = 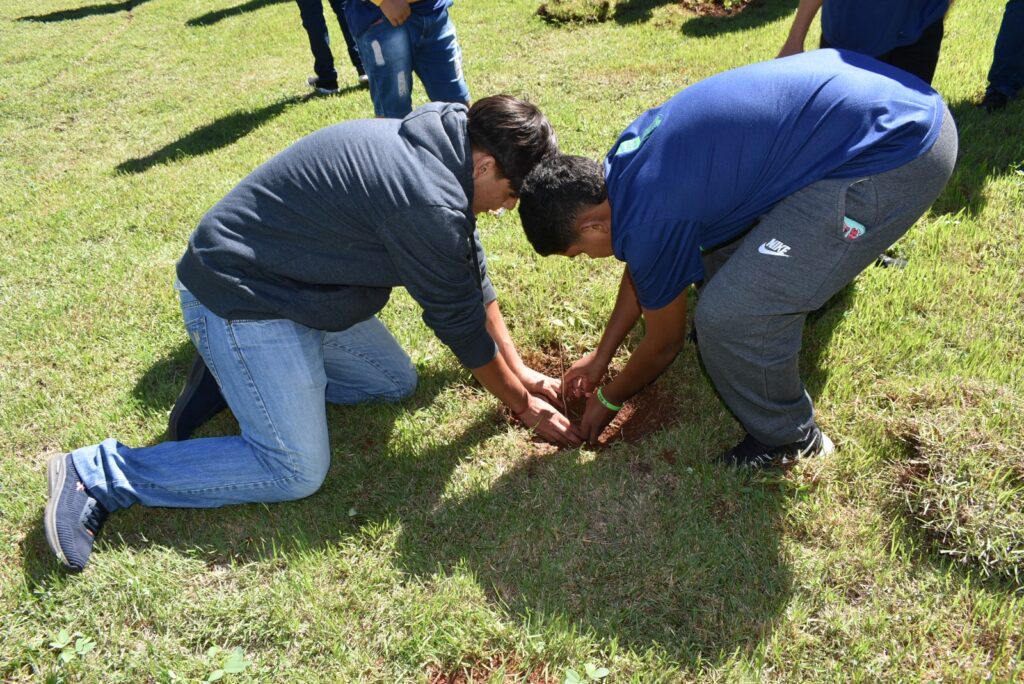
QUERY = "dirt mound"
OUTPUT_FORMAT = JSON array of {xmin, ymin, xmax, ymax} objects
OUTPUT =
[{"xmin": 514, "ymin": 344, "xmax": 682, "ymax": 448}]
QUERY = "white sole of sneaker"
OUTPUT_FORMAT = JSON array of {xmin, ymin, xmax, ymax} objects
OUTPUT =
[{"xmin": 43, "ymin": 452, "xmax": 70, "ymax": 567}]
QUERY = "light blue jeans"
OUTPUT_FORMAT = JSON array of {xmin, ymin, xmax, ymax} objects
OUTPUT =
[
  {"xmin": 355, "ymin": 8, "xmax": 469, "ymax": 118},
  {"xmin": 71, "ymin": 288, "xmax": 417, "ymax": 512}
]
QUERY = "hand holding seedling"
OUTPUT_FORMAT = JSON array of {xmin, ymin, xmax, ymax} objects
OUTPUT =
[{"xmin": 563, "ymin": 351, "xmax": 607, "ymax": 400}]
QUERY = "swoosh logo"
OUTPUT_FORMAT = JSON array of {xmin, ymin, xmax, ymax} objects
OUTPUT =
[{"xmin": 758, "ymin": 243, "xmax": 790, "ymax": 257}]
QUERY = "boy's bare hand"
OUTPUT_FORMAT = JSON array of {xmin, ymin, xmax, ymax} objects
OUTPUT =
[
  {"xmin": 515, "ymin": 395, "xmax": 582, "ymax": 447},
  {"xmin": 517, "ymin": 366, "xmax": 562, "ymax": 404},
  {"xmin": 379, "ymin": 0, "xmax": 411, "ymax": 26},
  {"xmin": 563, "ymin": 351, "xmax": 606, "ymax": 400}
]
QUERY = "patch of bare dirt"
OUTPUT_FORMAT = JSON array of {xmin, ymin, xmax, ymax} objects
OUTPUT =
[
  {"xmin": 512, "ymin": 344, "xmax": 683, "ymax": 448},
  {"xmin": 680, "ymin": 0, "xmax": 757, "ymax": 17},
  {"xmin": 425, "ymin": 655, "xmax": 557, "ymax": 684}
]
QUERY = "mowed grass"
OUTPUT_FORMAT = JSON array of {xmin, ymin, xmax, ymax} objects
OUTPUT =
[{"xmin": 1, "ymin": 0, "xmax": 1023, "ymax": 681}]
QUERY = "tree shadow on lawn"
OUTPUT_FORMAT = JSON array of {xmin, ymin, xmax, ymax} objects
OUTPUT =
[
  {"xmin": 185, "ymin": 0, "xmax": 290, "ymax": 27},
  {"xmin": 18, "ymin": 0, "xmax": 153, "ymax": 22},
  {"xmin": 931, "ymin": 98, "xmax": 1024, "ymax": 218},
  {"xmin": 115, "ymin": 92, "xmax": 357, "ymax": 174}
]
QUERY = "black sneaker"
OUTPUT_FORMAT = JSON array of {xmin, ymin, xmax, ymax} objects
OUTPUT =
[
  {"xmin": 44, "ymin": 452, "xmax": 109, "ymax": 571},
  {"xmin": 978, "ymin": 90, "xmax": 1009, "ymax": 113},
  {"xmin": 720, "ymin": 427, "xmax": 834, "ymax": 469},
  {"xmin": 167, "ymin": 352, "xmax": 227, "ymax": 441},
  {"xmin": 306, "ymin": 75, "xmax": 340, "ymax": 94}
]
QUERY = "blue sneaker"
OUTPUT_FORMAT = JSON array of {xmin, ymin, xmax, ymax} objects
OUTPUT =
[
  {"xmin": 720, "ymin": 426, "xmax": 834, "ymax": 469},
  {"xmin": 44, "ymin": 452, "xmax": 108, "ymax": 571}
]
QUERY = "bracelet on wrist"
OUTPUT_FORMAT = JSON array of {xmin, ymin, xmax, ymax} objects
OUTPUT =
[{"xmin": 597, "ymin": 386, "xmax": 622, "ymax": 412}]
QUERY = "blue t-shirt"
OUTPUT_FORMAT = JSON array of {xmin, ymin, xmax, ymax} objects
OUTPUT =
[
  {"xmin": 604, "ymin": 49, "xmax": 945, "ymax": 310},
  {"xmin": 346, "ymin": 0, "xmax": 451, "ymax": 37},
  {"xmin": 821, "ymin": 0, "xmax": 949, "ymax": 57}
]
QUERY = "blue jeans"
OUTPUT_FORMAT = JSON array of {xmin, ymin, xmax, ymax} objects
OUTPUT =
[
  {"xmin": 71, "ymin": 288, "xmax": 416, "ymax": 512},
  {"xmin": 355, "ymin": 8, "xmax": 469, "ymax": 118},
  {"xmin": 296, "ymin": 0, "xmax": 363, "ymax": 81},
  {"xmin": 987, "ymin": 0, "xmax": 1024, "ymax": 98}
]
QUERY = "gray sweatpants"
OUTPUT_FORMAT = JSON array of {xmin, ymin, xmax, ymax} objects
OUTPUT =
[{"xmin": 694, "ymin": 109, "xmax": 958, "ymax": 446}]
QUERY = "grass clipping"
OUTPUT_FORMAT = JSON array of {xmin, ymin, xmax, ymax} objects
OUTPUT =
[{"xmin": 883, "ymin": 380, "xmax": 1024, "ymax": 586}]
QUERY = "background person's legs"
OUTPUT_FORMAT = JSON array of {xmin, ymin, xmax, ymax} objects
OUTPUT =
[
  {"xmin": 326, "ymin": 0, "xmax": 366, "ymax": 81},
  {"xmin": 412, "ymin": 9, "xmax": 470, "ymax": 106},
  {"xmin": 356, "ymin": 20, "xmax": 414, "ymax": 117},
  {"xmin": 984, "ymin": 0, "xmax": 1024, "ymax": 108},
  {"xmin": 695, "ymin": 112, "xmax": 957, "ymax": 446},
  {"xmin": 296, "ymin": 0, "xmax": 339, "ymax": 87}
]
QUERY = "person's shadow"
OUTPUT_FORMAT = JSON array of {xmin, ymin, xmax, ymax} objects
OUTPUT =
[
  {"xmin": 18, "ymin": 0, "xmax": 153, "ymax": 23},
  {"xmin": 391, "ymin": 426, "xmax": 796, "ymax": 661},
  {"xmin": 930, "ymin": 99, "xmax": 1024, "ymax": 217},
  {"xmin": 185, "ymin": 0, "xmax": 290, "ymax": 27},
  {"xmin": 115, "ymin": 92, "xmax": 358, "ymax": 174}
]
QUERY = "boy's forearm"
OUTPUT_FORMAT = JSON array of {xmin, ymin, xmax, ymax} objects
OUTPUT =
[
  {"xmin": 484, "ymin": 299, "xmax": 528, "ymax": 377},
  {"xmin": 594, "ymin": 267, "xmax": 642, "ymax": 365}
]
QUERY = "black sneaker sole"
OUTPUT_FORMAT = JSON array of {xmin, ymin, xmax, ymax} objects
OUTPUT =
[
  {"xmin": 44, "ymin": 451, "xmax": 70, "ymax": 567},
  {"xmin": 167, "ymin": 353, "xmax": 227, "ymax": 441}
]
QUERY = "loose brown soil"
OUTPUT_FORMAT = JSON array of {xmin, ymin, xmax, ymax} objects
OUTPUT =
[
  {"xmin": 680, "ymin": 0, "xmax": 757, "ymax": 18},
  {"xmin": 425, "ymin": 656, "xmax": 557, "ymax": 684},
  {"xmin": 511, "ymin": 344, "xmax": 683, "ymax": 448}
]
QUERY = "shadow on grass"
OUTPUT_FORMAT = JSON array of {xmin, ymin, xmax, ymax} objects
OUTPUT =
[
  {"xmin": 930, "ymin": 98, "xmax": 1024, "ymax": 217},
  {"xmin": 680, "ymin": 0, "xmax": 797, "ymax": 37},
  {"xmin": 186, "ymin": 0, "xmax": 289, "ymax": 27},
  {"xmin": 18, "ymin": 0, "xmax": 152, "ymax": 22},
  {"xmin": 392, "ymin": 440, "xmax": 794, "ymax": 661},
  {"xmin": 116, "ymin": 92, "xmax": 356, "ymax": 174}
]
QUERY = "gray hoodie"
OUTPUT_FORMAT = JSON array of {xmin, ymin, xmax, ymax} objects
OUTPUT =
[{"xmin": 176, "ymin": 102, "xmax": 498, "ymax": 369}]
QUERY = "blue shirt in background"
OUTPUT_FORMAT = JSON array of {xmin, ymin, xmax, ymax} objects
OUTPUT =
[
  {"xmin": 821, "ymin": 0, "xmax": 949, "ymax": 57},
  {"xmin": 603, "ymin": 49, "xmax": 945, "ymax": 310}
]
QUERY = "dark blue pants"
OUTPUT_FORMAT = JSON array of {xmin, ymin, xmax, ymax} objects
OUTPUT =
[
  {"xmin": 296, "ymin": 0, "xmax": 363, "ymax": 82},
  {"xmin": 987, "ymin": 0, "xmax": 1024, "ymax": 98}
]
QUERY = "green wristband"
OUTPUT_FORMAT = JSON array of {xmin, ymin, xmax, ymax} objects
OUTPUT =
[{"xmin": 597, "ymin": 386, "xmax": 622, "ymax": 412}]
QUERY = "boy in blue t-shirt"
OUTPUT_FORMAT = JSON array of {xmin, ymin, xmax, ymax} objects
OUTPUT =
[
  {"xmin": 778, "ymin": 0, "xmax": 950, "ymax": 84},
  {"xmin": 345, "ymin": 0, "xmax": 469, "ymax": 117},
  {"xmin": 518, "ymin": 50, "xmax": 958, "ymax": 468}
]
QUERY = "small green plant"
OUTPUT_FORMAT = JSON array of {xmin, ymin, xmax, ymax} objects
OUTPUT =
[
  {"xmin": 564, "ymin": 662, "xmax": 610, "ymax": 684},
  {"xmin": 204, "ymin": 646, "xmax": 250, "ymax": 682},
  {"xmin": 48, "ymin": 629, "xmax": 96, "ymax": 666}
]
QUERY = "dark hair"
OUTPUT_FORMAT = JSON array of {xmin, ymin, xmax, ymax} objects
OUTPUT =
[
  {"xmin": 466, "ymin": 95, "xmax": 558, "ymax": 192},
  {"xmin": 518, "ymin": 154, "xmax": 606, "ymax": 256}
]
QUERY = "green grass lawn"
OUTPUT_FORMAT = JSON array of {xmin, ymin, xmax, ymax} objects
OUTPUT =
[{"xmin": 2, "ymin": 0, "xmax": 1023, "ymax": 681}]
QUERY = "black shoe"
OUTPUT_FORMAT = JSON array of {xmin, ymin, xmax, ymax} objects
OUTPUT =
[
  {"xmin": 720, "ymin": 427, "xmax": 834, "ymax": 469},
  {"xmin": 167, "ymin": 352, "xmax": 227, "ymax": 441},
  {"xmin": 307, "ymin": 75, "xmax": 340, "ymax": 94},
  {"xmin": 44, "ymin": 452, "xmax": 109, "ymax": 571},
  {"xmin": 978, "ymin": 90, "xmax": 1008, "ymax": 113}
]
